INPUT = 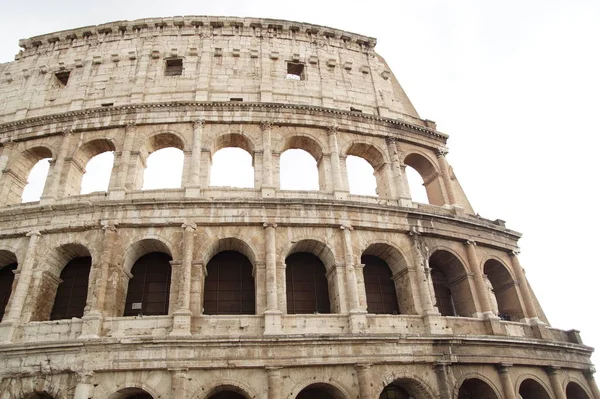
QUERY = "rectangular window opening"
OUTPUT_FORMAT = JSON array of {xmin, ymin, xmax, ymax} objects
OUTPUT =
[
  {"xmin": 55, "ymin": 71, "xmax": 70, "ymax": 87},
  {"xmin": 286, "ymin": 62, "xmax": 305, "ymax": 80},
  {"xmin": 101, "ymin": 103, "xmax": 114, "ymax": 107},
  {"xmin": 230, "ymin": 98, "xmax": 243, "ymax": 102},
  {"xmin": 165, "ymin": 58, "xmax": 183, "ymax": 76}
]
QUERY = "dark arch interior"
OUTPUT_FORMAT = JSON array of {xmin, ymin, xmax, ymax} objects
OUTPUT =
[
  {"xmin": 209, "ymin": 392, "xmax": 246, "ymax": 399},
  {"xmin": 124, "ymin": 252, "xmax": 172, "ymax": 316},
  {"xmin": 204, "ymin": 251, "xmax": 255, "ymax": 315},
  {"xmin": 297, "ymin": 388, "xmax": 334, "ymax": 399},
  {"xmin": 567, "ymin": 382, "xmax": 591, "ymax": 399},
  {"xmin": 286, "ymin": 252, "xmax": 331, "ymax": 314},
  {"xmin": 519, "ymin": 379, "xmax": 551, "ymax": 399},
  {"xmin": 379, "ymin": 384, "xmax": 413, "ymax": 399},
  {"xmin": 362, "ymin": 255, "xmax": 399, "ymax": 314},
  {"xmin": 458, "ymin": 378, "xmax": 499, "ymax": 399},
  {"xmin": 23, "ymin": 393, "xmax": 56, "ymax": 399},
  {"xmin": 124, "ymin": 394, "xmax": 153, "ymax": 399},
  {"xmin": 50, "ymin": 256, "xmax": 91, "ymax": 320},
  {"xmin": 0, "ymin": 262, "xmax": 17, "ymax": 320},
  {"xmin": 429, "ymin": 250, "xmax": 474, "ymax": 317}
]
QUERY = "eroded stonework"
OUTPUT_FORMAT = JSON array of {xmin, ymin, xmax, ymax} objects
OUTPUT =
[{"xmin": 0, "ymin": 16, "xmax": 597, "ymax": 399}]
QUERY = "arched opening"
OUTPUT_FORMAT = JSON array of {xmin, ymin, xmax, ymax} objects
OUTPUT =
[
  {"xmin": 108, "ymin": 387, "xmax": 155, "ymax": 399},
  {"xmin": 458, "ymin": 378, "xmax": 499, "ymax": 399},
  {"xmin": 204, "ymin": 251, "xmax": 255, "ymax": 315},
  {"xmin": 80, "ymin": 151, "xmax": 114, "ymax": 194},
  {"xmin": 208, "ymin": 392, "xmax": 247, "ymax": 399},
  {"xmin": 362, "ymin": 255, "xmax": 399, "ymax": 314},
  {"xmin": 50, "ymin": 256, "xmax": 92, "ymax": 320},
  {"xmin": 518, "ymin": 379, "xmax": 552, "ymax": 399},
  {"xmin": 124, "ymin": 252, "xmax": 172, "ymax": 316},
  {"xmin": 403, "ymin": 153, "xmax": 445, "ymax": 206},
  {"xmin": 378, "ymin": 379, "xmax": 425, "ymax": 399},
  {"xmin": 21, "ymin": 155, "xmax": 52, "ymax": 203},
  {"xmin": 66, "ymin": 138, "xmax": 116, "ymax": 196},
  {"xmin": 22, "ymin": 392, "xmax": 56, "ymax": 399},
  {"xmin": 0, "ymin": 251, "xmax": 18, "ymax": 321},
  {"xmin": 280, "ymin": 149, "xmax": 319, "ymax": 191},
  {"xmin": 567, "ymin": 382, "xmax": 592, "ymax": 399},
  {"xmin": 483, "ymin": 259, "xmax": 525, "ymax": 321},
  {"xmin": 405, "ymin": 165, "xmax": 428, "ymax": 204},
  {"xmin": 142, "ymin": 147, "xmax": 184, "ymax": 190},
  {"xmin": 286, "ymin": 252, "xmax": 331, "ymax": 314},
  {"xmin": 210, "ymin": 133, "xmax": 255, "ymax": 188},
  {"xmin": 429, "ymin": 250, "xmax": 476, "ymax": 317},
  {"xmin": 346, "ymin": 155, "xmax": 377, "ymax": 196},
  {"xmin": 296, "ymin": 383, "xmax": 346, "ymax": 399}
]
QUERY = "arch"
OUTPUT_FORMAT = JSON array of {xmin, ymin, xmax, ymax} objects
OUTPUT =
[
  {"xmin": 0, "ymin": 250, "xmax": 18, "ymax": 321},
  {"xmin": 283, "ymin": 239, "xmax": 337, "ymax": 271},
  {"xmin": 49, "ymin": 256, "xmax": 92, "ymax": 320},
  {"xmin": 7, "ymin": 146, "xmax": 53, "ymax": 204},
  {"xmin": 286, "ymin": 252, "xmax": 331, "ymax": 314},
  {"xmin": 344, "ymin": 141, "xmax": 391, "ymax": 197},
  {"xmin": 21, "ymin": 393, "xmax": 57, "ymax": 399},
  {"xmin": 123, "ymin": 237, "xmax": 174, "ymax": 273},
  {"xmin": 124, "ymin": 251, "xmax": 172, "ymax": 316},
  {"xmin": 291, "ymin": 380, "xmax": 351, "ymax": 399},
  {"xmin": 403, "ymin": 152, "xmax": 445, "ymax": 206},
  {"xmin": 65, "ymin": 138, "xmax": 116, "ymax": 196},
  {"xmin": 361, "ymin": 254, "xmax": 400, "ymax": 315},
  {"xmin": 566, "ymin": 381, "xmax": 593, "ymax": 399},
  {"xmin": 202, "ymin": 237, "xmax": 257, "ymax": 268},
  {"xmin": 362, "ymin": 242, "xmax": 410, "ymax": 276},
  {"xmin": 211, "ymin": 132, "xmax": 255, "ymax": 155},
  {"xmin": 280, "ymin": 148, "xmax": 320, "ymax": 191},
  {"xmin": 142, "ymin": 147, "xmax": 184, "ymax": 190},
  {"xmin": 457, "ymin": 378, "xmax": 500, "ymax": 399},
  {"xmin": 194, "ymin": 378, "xmax": 257, "ymax": 399},
  {"xmin": 144, "ymin": 132, "xmax": 186, "ymax": 152},
  {"xmin": 378, "ymin": 375, "xmax": 436, "ymax": 399},
  {"xmin": 281, "ymin": 134, "xmax": 324, "ymax": 162},
  {"xmin": 483, "ymin": 258, "xmax": 525, "ymax": 320},
  {"xmin": 518, "ymin": 378, "xmax": 552, "ymax": 399},
  {"xmin": 429, "ymin": 249, "xmax": 477, "ymax": 317},
  {"xmin": 107, "ymin": 387, "xmax": 156, "ymax": 399},
  {"xmin": 42, "ymin": 242, "xmax": 92, "ymax": 277},
  {"xmin": 204, "ymin": 251, "xmax": 256, "ymax": 315}
]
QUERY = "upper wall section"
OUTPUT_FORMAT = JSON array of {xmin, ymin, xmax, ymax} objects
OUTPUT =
[{"xmin": 0, "ymin": 16, "xmax": 421, "ymax": 125}]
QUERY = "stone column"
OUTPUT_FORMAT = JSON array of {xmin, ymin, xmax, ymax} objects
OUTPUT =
[
  {"xmin": 327, "ymin": 124, "xmax": 346, "ymax": 198},
  {"xmin": 172, "ymin": 222, "xmax": 196, "ymax": 336},
  {"xmin": 185, "ymin": 119, "xmax": 205, "ymax": 197},
  {"xmin": 0, "ymin": 140, "xmax": 15, "ymax": 173},
  {"xmin": 497, "ymin": 364, "xmax": 517, "ymax": 399},
  {"xmin": 434, "ymin": 362, "xmax": 452, "ymax": 399},
  {"xmin": 42, "ymin": 128, "xmax": 73, "ymax": 201},
  {"xmin": 5, "ymin": 230, "xmax": 41, "ymax": 323},
  {"xmin": 199, "ymin": 149, "xmax": 212, "ymax": 188},
  {"xmin": 584, "ymin": 368, "xmax": 600, "ymax": 399},
  {"xmin": 341, "ymin": 225, "xmax": 360, "ymax": 313},
  {"xmin": 356, "ymin": 364, "xmax": 373, "ymax": 399},
  {"xmin": 436, "ymin": 148, "xmax": 456, "ymax": 205},
  {"xmin": 355, "ymin": 263, "xmax": 367, "ymax": 311},
  {"xmin": 110, "ymin": 123, "xmax": 136, "ymax": 197},
  {"xmin": 73, "ymin": 372, "xmax": 94, "ymax": 399},
  {"xmin": 264, "ymin": 224, "xmax": 282, "ymax": 335},
  {"xmin": 261, "ymin": 121, "xmax": 275, "ymax": 191},
  {"xmin": 170, "ymin": 368, "xmax": 189, "ymax": 398},
  {"xmin": 509, "ymin": 251, "xmax": 539, "ymax": 321},
  {"xmin": 464, "ymin": 240, "xmax": 493, "ymax": 316},
  {"xmin": 191, "ymin": 261, "xmax": 206, "ymax": 316},
  {"xmin": 547, "ymin": 367, "xmax": 567, "ymax": 399},
  {"xmin": 386, "ymin": 138, "xmax": 410, "ymax": 200},
  {"xmin": 267, "ymin": 367, "xmax": 283, "ymax": 399},
  {"xmin": 409, "ymin": 232, "xmax": 435, "ymax": 314}
]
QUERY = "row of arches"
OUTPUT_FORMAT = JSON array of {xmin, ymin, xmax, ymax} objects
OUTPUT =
[
  {"xmin": 0, "ymin": 238, "xmax": 524, "ymax": 322},
  {"xmin": 16, "ymin": 378, "xmax": 594, "ymax": 399},
  {"xmin": 4, "ymin": 128, "xmax": 445, "ymax": 206}
]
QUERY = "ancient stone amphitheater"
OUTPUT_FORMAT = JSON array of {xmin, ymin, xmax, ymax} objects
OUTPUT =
[{"xmin": 0, "ymin": 15, "xmax": 596, "ymax": 399}]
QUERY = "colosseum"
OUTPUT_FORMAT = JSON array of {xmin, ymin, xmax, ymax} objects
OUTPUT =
[{"xmin": 0, "ymin": 15, "xmax": 597, "ymax": 399}]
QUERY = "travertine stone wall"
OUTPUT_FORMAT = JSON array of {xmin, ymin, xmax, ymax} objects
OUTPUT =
[{"xmin": 0, "ymin": 16, "xmax": 596, "ymax": 399}]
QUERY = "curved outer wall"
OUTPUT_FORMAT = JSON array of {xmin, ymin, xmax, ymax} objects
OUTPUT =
[{"xmin": 0, "ymin": 16, "xmax": 597, "ymax": 399}]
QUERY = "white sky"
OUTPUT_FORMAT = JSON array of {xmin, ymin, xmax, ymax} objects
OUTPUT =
[{"xmin": 1, "ymin": 0, "xmax": 599, "ymax": 367}]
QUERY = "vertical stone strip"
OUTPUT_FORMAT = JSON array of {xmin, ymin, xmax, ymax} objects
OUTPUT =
[
  {"xmin": 90, "ymin": 222, "xmax": 117, "ymax": 314},
  {"xmin": 191, "ymin": 261, "xmax": 206, "ymax": 316},
  {"xmin": 341, "ymin": 225, "xmax": 360, "ymax": 312},
  {"xmin": 436, "ymin": 148, "xmax": 456, "ymax": 205},
  {"xmin": 0, "ymin": 140, "xmax": 14, "ymax": 173},
  {"xmin": 0, "ymin": 141, "xmax": 16, "ymax": 206},
  {"xmin": 188, "ymin": 119, "xmax": 205, "ymax": 187},
  {"xmin": 386, "ymin": 138, "xmax": 409, "ymax": 199},
  {"xmin": 584, "ymin": 368, "xmax": 600, "ymax": 399},
  {"xmin": 5, "ymin": 230, "xmax": 41, "ymax": 323},
  {"xmin": 509, "ymin": 251, "xmax": 538, "ymax": 320},
  {"xmin": 267, "ymin": 367, "xmax": 283, "ymax": 399},
  {"xmin": 261, "ymin": 121, "xmax": 274, "ymax": 188},
  {"xmin": 434, "ymin": 362, "xmax": 452, "ymax": 399},
  {"xmin": 327, "ymin": 124, "xmax": 345, "ymax": 194},
  {"xmin": 264, "ymin": 223, "xmax": 278, "ymax": 311},
  {"xmin": 409, "ymin": 231, "xmax": 434, "ymax": 314},
  {"xmin": 354, "ymin": 263, "xmax": 368, "ymax": 311},
  {"xmin": 73, "ymin": 372, "xmax": 94, "ymax": 399},
  {"xmin": 170, "ymin": 368, "xmax": 188, "ymax": 398},
  {"xmin": 464, "ymin": 240, "xmax": 492, "ymax": 315},
  {"xmin": 116, "ymin": 123, "xmax": 136, "ymax": 190},
  {"xmin": 171, "ymin": 222, "xmax": 196, "ymax": 337},
  {"xmin": 497, "ymin": 364, "xmax": 517, "ymax": 399},
  {"xmin": 547, "ymin": 367, "xmax": 567, "ymax": 399},
  {"xmin": 42, "ymin": 128, "xmax": 73, "ymax": 200},
  {"xmin": 356, "ymin": 364, "xmax": 373, "ymax": 399}
]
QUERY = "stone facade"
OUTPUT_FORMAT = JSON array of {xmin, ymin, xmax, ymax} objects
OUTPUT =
[{"xmin": 0, "ymin": 16, "xmax": 597, "ymax": 399}]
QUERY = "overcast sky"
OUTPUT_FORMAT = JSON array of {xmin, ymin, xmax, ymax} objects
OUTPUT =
[{"xmin": 1, "ymin": 1, "xmax": 599, "ymax": 367}]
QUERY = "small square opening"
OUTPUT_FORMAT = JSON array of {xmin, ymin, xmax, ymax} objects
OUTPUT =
[
  {"xmin": 286, "ymin": 62, "xmax": 305, "ymax": 80},
  {"xmin": 55, "ymin": 71, "xmax": 70, "ymax": 87},
  {"xmin": 165, "ymin": 58, "xmax": 183, "ymax": 76}
]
